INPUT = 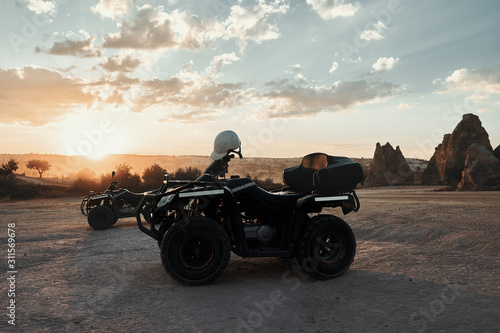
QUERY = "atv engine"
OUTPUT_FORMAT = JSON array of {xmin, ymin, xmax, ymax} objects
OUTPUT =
[{"xmin": 244, "ymin": 225, "xmax": 275, "ymax": 244}]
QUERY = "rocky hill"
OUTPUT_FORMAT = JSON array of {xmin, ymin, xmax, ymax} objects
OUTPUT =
[
  {"xmin": 363, "ymin": 142, "xmax": 414, "ymax": 188},
  {"xmin": 422, "ymin": 113, "xmax": 496, "ymax": 189}
]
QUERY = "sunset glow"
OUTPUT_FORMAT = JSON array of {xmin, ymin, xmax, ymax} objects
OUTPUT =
[{"xmin": 1, "ymin": 0, "xmax": 499, "ymax": 159}]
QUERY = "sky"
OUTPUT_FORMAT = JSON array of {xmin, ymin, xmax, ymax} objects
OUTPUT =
[{"xmin": 0, "ymin": 0, "xmax": 499, "ymax": 160}]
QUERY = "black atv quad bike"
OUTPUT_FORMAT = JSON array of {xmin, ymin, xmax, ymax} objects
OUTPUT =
[
  {"xmin": 136, "ymin": 151, "xmax": 363, "ymax": 285},
  {"xmin": 81, "ymin": 171, "xmax": 146, "ymax": 230}
]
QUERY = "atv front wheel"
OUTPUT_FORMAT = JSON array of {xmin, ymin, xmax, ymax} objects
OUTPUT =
[
  {"xmin": 161, "ymin": 216, "xmax": 230, "ymax": 286},
  {"xmin": 88, "ymin": 205, "xmax": 115, "ymax": 230},
  {"xmin": 298, "ymin": 215, "xmax": 356, "ymax": 279}
]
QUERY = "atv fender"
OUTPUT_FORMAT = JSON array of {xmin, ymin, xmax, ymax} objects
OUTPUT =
[
  {"xmin": 137, "ymin": 187, "xmax": 245, "ymax": 254},
  {"xmin": 292, "ymin": 192, "xmax": 359, "ymax": 241},
  {"xmin": 291, "ymin": 195, "xmax": 317, "ymax": 241},
  {"xmin": 174, "ymin": 188, "xmax": 246, "ymax": 253},
  {"xmin": 88, "ymin": 194, "xmax": 119, "ymax": 220}
]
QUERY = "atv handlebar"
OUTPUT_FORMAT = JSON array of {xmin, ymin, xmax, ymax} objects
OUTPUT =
[
  {"xmin": 106, "ymin": 180, "xmax": 121, "ymax": 192},
  {"xmin": 203, "ymin": 149, "xmax": 242, "ymax": 178},
  {"xmin": 227, "ymin": 149, "xmax": 243, "ymax": 159}
]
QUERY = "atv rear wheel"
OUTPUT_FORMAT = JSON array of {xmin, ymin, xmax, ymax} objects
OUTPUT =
[
  {"xmin": 298, "ymin": 215, "xmax": 356, "ymax": 279},
  {"xmin": 88, "ymin": 205, "xmax": 115, "ymax": 230},
  {"xmin": 161, "ymin": 216, "xmax": 230, "ymax": 286}
]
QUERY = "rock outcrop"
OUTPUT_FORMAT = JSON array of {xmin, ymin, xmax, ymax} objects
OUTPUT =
[
  {"xmin": 363, "ymin": 142, "xmax": 414, "ymax": 188},
  {"xmin": 421, "ymin": 134, "xmax": 451, "ymax": 185},
  {"xmin": 494, "ymin": 145, "xmax": 500, "ymax": 160},
  {"xmin": 458, "ymin": 144, "xmax": 500, "ymax": 190},
  {"xmin": 422, "ymin": 114, "xmax": 492, "ymax": 185}
]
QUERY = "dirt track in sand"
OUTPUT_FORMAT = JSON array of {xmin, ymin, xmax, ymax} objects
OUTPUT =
[{"xmin": 1, "ymin": 187, "xmax": 499, "ymax": 332}]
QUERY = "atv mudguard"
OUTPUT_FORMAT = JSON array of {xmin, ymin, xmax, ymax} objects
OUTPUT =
[
  {"xmin": 81, "ymin": 192, "xmax": 119, "ymax": 219},
  {"xmin": 137, "ymin": 186, "xmax": 244, "ymax": 250},
  {"xmin": 291, "ymin": 192, "xmax": 360, "ymax": 241}
]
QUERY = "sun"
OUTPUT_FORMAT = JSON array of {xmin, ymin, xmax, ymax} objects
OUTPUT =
[
  {"xmin": 61, "ymin": 113, "xmax": 129, "ymax": 161},
  {"xmin": 85, "ymin": 146, "xmax": 112, "ymax": 160},
  {"xmin": 81, "ymin": 132, "xmax": 128, "ymax": 160}
]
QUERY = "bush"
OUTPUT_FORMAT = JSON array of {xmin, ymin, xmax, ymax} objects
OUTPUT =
[
  {"xmin": 0, "ymin": 179, "xmax": 69, "ymax": 200},
  {"xmin": 121, "ymin": 174, "xmax": 143, "ymax": 192},
  {"xmin": 171, "ymin": 167, "xmax": 202, "ymax": 180},
  {"xmin": 0, "ymin": 177, "xmax": 16, "ymax": 198},
  {"xmin": 9, "ymin": 186, "xmax": 40, "ymax": 200},
  {"xmin": 142, "ymin": 163, "xmax": 167, "ymax": 190},
  {"xmin": 252, "ymin": 177, "xmax": 283, "ymax": 191},
  {"xmin": 70, "ymin": 178, "xmax": 100, "ymax": 195},
  {"xmin": 99, "ymin": 164, "xmax": 144, "ymax": 192}
]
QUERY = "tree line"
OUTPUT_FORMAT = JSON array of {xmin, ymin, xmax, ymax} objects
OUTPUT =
[
  {"xmin": 0, "ymin": 158, "xmax": 55, "ymax": 200},
  {"xmin": 0, "ymin": 158, "xmax": 51, "ymax": 178},
  {"xmin": 1, "ymin": 158, "xmax": 282, "ymax": 199},
  {"xmin": 72, "ymin": 163, "xmax": 202, "ymax": 193}
]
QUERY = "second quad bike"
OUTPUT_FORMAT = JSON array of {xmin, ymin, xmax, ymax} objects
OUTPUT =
[
  {"xmin": 81, "ymin": 171, "xmax": 146, "ymax": 230},
  {"xmin": 135, "ymin": 131, "xmax": 364, "ymax": 285}
]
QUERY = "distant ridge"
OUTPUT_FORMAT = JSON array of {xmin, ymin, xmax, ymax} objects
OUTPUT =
[{"xmin": 1, "ymin": 153, "xmax": 425, "ymax": 184}]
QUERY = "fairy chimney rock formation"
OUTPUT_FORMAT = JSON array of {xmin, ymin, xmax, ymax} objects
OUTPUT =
[
  {"xmin": 422, "ymin": 113, "xmax": 492, "ymax": 185},
  {"xmin": 422, "ymin": 134, "xmax": 451, "ymax": 185},
  {"xmin": 363, "ymin": 142, "xmax": 414, "ymax": 188},
  {"xmin": 494, "ymin": 145, "xmax": 500, "ymax": 160},
  {"xmin": 458, "ymin": 143, "xmax": 500, "ymax": 190}
]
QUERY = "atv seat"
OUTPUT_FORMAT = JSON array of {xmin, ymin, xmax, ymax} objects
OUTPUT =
[
  {"xmin": 114, "ymin": 189, "xmax": 144, "ymax": 205},
  {"xmin": 252, "ymin": 186, "xmax": 305, "ymax": 206},
  {"xmin": 283, "ymin": 153, "xmax": 363, "ymax": 193},
  {"xmin": 224, "ymin": 178, "xmax": 304, "ymax": 206}
]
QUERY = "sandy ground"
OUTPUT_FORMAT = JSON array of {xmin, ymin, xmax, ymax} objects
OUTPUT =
[{"xmin": 1, "ymin": 186, "xmax": 499, "ymax": 332}]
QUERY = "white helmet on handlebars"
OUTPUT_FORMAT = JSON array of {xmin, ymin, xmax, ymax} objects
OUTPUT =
[{"xmin": 211, "ymin": 130, "xmax": 241, "ymax": 160}]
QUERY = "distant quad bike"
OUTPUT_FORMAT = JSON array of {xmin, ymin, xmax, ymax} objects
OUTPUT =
[
  {"xmin": 81, "ymin": 171, "xmax": 146, "ymax": 230},
  {"xmin": 136, "ymin": 130, "xmax": 364, "ymax": 285}
]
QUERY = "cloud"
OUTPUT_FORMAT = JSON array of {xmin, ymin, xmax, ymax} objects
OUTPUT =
[
  {"xmin": 306, "ymin": 0, "xmax": 360, "ymax": 20},
  {"xmin": 92, "ymin": 0, "xmax": 135, "ymax": 19},
  {"xmin": 371, "ymin": 57, "xmax": 399, "ymax": 73},
  {"xmin": 25, "ymin": 0, "xmax": 55, "ymax": 14},
  {"xmin": 102, "ymin": 6, "xmax": 204, "ymax": 50},
  {"xmin": 92, "ymin": 72, "xmax": 140, "ymax": 88},
  {"xmin": 294, "ymin": 73, "xmax": 307, "ymax": 84},
  {"xmin": 102, "ymin": 2, "xmax": 289, "ymax": 53},
  {"xmin": 342, "ymin": 56, "xmax": 361, "ymax": 63},
  {"xmin": 360, "ymin": 21, "xmax": 387, "ymax": 41},
  {"xmin": 0, "ymin": 66, "xmax": 95, "ymax": 126},
  {"xmin": 172, "ymin": 80, "xmax": 244, "ymax": 111},
  {"xmin": 439, "ymin": 64, "xmax": 500, "ymax": 93},
  {"xmin": 105, "ymin": 89, "xmax": 124, "ymax": 104},
  {"xmin": 212, "ymin": 0, "xmax": 290, "ymax": 52},
  {"xmin": 397, "ymin": 102, "xmax": 412, "ymax": 109},
  {"xmin": 262, "ymin": 79, "xmax": 399, "ymax": 118},
  {"xmin": 166, "ymin": 109, "xmax": 223, "ymax": 123},
  {"xmin": 206, "ymin": 52, "xmax": 240, "ymax": 77},
  {"xmin": 100, "ymin": 54, "xmax": 142, "ymax": 72},
  {"xmin": 128, "ymin": 70, "xmax": 246, "ymax": 121},
  {"xmin": 476, "ymin": 108, "xmax": 491, "ymax": 114},
  {"xmin": 37, "ymin": 36, "xmax": 102, "ymax": 58},
  {"xmin": 329, "ymin": 61, "xmax": 339, "ymax": 74},
  {"xmin": 466, "ymin": 92, "xmax": 490, "ymax": 102}
]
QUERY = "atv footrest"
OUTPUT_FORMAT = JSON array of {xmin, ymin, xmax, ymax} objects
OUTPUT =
[{"xmin": 245, "ymin": 248, "xmax": 291, "ymax": 258}]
